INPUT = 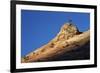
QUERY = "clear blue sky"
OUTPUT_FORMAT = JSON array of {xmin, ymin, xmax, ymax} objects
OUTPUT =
[{"xmin": 21, "ymin": 10, "xmax": 90, "ymax": 57}]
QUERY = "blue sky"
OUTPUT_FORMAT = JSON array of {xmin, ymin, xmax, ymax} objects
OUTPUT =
[{"xmin": 21, "ymin": 10, "xmax": 90, "ymax": 57}]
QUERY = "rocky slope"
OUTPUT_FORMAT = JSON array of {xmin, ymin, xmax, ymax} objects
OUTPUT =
[{"xmin": 21, "ymin": 23, "xmax": 90, "ymax": 63}]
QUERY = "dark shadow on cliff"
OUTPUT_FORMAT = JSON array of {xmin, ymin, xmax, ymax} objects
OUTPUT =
[{"xmin": 43, "ymin": 41, "xmax": 90, "ymax": 62}]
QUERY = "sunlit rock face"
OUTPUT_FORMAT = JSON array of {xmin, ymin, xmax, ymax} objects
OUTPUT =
[
  {"xmin": 55, "ymin": 23, "xmax": 80, "ymax": 41},
  {"xmin": 22, "ymin": 23, "xmax": 90, "ymax": 63}
]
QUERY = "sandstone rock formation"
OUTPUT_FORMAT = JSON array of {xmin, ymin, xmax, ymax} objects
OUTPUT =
[{"xmin": 21, "ymin": 23, "xmax": 90, "ymax": 63}]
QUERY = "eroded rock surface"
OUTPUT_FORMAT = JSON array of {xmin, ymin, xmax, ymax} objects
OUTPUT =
[{"xmin": 22, "ymin": 23, "xmax": 90, "ymax": 63}]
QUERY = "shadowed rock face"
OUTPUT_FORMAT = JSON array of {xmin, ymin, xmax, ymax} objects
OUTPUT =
[
  {"xmin": 44, "ymin": 42, "xmax": 90, "ymax": 62},
  {"xmin": 22, "ymin": 23, "xmax": 90, "ymax": 63}
]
